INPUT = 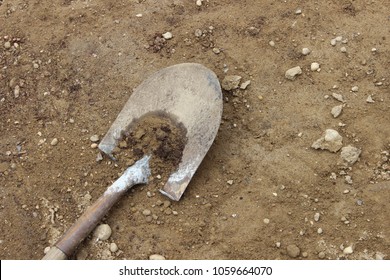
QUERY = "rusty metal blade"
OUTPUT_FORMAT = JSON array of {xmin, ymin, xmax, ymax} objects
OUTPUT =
[{"xmin": 98, "ymin": 63, "xmax": 222, "ymax": 201}]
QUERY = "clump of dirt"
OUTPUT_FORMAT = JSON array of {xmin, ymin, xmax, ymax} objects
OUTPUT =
[{"xmin": 113, "ymin": 113, "xmax": 187, "ymax": 182}]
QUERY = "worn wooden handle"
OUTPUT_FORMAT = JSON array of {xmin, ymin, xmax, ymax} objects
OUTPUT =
[{"xmin": 42, "ymin": 156, "xmax": 151, "ymax": 260}]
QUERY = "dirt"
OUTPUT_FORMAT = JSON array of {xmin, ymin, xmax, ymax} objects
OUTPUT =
[
  {"xmin": 0, "ymin": 0, "xmax": 389, "ymax": 260},
  {"xmin": 113, "ymin": 112, "xmax": 187, "ymax": 182}
]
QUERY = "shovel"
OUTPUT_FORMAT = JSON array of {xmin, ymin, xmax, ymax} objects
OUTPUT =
[{"xmin": 42, "ymin": 63, "xmax": 223, "ymax": 260}]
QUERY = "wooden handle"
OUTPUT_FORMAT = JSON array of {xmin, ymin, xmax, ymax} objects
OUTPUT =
[{"xmin": 42, "ymin": 156, "xmax": 151, "ymax": 260}]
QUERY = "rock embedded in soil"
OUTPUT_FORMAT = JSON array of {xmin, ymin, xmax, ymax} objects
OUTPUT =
[
  {"xmin": 240, "ymin": 80, "xmax": 251, "ymax": 90},
  {"xmin": 109, "ymin": 243, "xmax": 118, "ymax": 253},
  {"xmin": 310, "ymin": 62, "xmax": 320, "ymax": 71},
  {"xmin": 331, "ymin": 105, "xmax": 343, "ymax": 118},
  {"xmin": 149, "ymin": 254, "xmax": 166, "ymax": 260},
  {"xmin": 286, "ymin": 244, "xmax": 300, "ymax": 258},
  {"xmin": 311, "ymin": 129, "xmax": 343, "ymax": 152},
  {"xmin": 50, "ymin": 138, "xmax": 59, "ymax": 146},
  {"xmin": 343, "ymin": 246, "xmax": 353, "ymax": 254},
  {"xmin": 285, "ymin": 66, "xmax": 302, "ymax": 80},
  {"xmin": 302, "ymin": 48, "xmax": 311, "ymax": 55},
  {"xmin": 340, "ymin": 145, "xmax": 361, "ymax": 165},
  {"xmin": 162, "ymin": 32, "xmax": 173, "ymax": 40},
  {"xmin": 93, "ymin": 224, "xmax": 112, "ymax": 241},
  {"xmin": 332, "ymin": 93, "xmax": 344, "ymax": 102},
  {"xmin": 221, "ymin": 75, "xmax": 242, "ymax": 91},
  {"xmin": 90, "ymin": 135, "xmax": 99, "ymax": 142}
]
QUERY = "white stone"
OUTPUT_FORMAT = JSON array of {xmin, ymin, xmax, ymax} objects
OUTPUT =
[
  {"xmin": 196, "ymin": 0, "xmax": 203, "ymax": 6},
  {"xmin": 50, "ymin": 138, "xmax": 59, "ymax": 146},
  {"xmin": 14, "ymin": 85, "xmax": 20, "ymax": 98},
  {"xmin": 343, "ymin": 246, "xmax": 353, "ymax": 254},
  {"xmin": 330, "ymin": 39, "xmax": 337, "ymax": 46},
  {"xmin": 93, "ymin": 224, "xmax": 112, "ymax": 241},
  {"xmin": 331, "ymin": 105, "xmax": 343, "ymax": 118},
  {"xmin": 4, "ymin": 41, "xmax": 11, "ymax": 49},
  {"xmin": 317, "ymin": 228, "xmax": 323, "ymax": 234},
  {"xmin": 311, "ymin": 62, "xmax": 320, "ymax": 71},
  {"xmin": 366, "ymin": 95, "xmax": 374, "ymax": 103},
  {"xmin": 332, "ymin": 93, "xmax": 344, "ymax": 102},
  {"xmin": 269, "ymin": 40, "xmax": 275, "ymax": 47},
  {"xmin": 90, "ymin": 135, "xmax": 99, "ymax": 142},
  {"xmin": 285, "ymin": 66, "xmax": 302, "ymax": 80},
  {"xmin": 109, "ymin": 243, "xmax": 118, "ymax": 253},
  {"xmin": 240, "ymin": 80, "xmax": 251, "ymax": 90},
  {"xmin": 340, "ymin": 46, "xmax": 347, "ymax": 53},
  {"xmin": 149, "ymin": 254, "xmax": 166, "ymax": 260},
  {"xmin": 302, "ymin": 48, "xmax": 311, "ymax": 55},
  {"xmin": 263, "ymin": 218, "xmax": 270, "ymax": 224},
  {"xmin": 311, "ymin": 129, "xmax": 343, "ymax": 153},
  {"xmin": 314, "ymin": 212, "xmax": 320, "ymax": 222},
  {"xmin": 335, "ymin": 36, "xmax": 343, "ymax": 42},
  {"xmin": 351, "ymin": 86, "xmax": 359, "ymax": 92},
  {"xmin": 162, "ymin": 32, "xmax": 173, "ymax": 40}
]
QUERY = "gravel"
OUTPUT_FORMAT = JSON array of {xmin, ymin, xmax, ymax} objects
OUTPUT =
[
  {"xmin": 93, "ymin": 224, "xmax": 112, "ymax": 241},
  {"xmin": 142, "ymin": 209, "xmax": 152, "ymax": 216}
]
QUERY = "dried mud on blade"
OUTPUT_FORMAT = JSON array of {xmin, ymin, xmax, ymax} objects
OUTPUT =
[{"xmin": 99, "ymin": 63, "xmax": 223, "ymax": 201}]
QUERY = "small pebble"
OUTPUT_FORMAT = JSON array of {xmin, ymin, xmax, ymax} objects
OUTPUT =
[
  {"xmin": 142, "ymin": 209, "xmax": 152, "ymax": 216},
  {"xmin": 162, "ymin": 32, "xmax": 173, "ymax": 40},
  {"xmin": 302, "ymin": 48, "xmax": 311, "ymax": 55},
  {"xmin": 212, "ymin": 47, "xmax": 220, "ymax": 54},
  {"xmin": 340, "ymin": 145, "xmax": 361, "ymax": 165},
  {"xmin": 286, "ymin": 244, "xmax": 301, "ymax": 258},
  {"xmin": 240, "ymin": 80, "xmax": 251, "ymax": 90},
  {"xmin": 332, "ymin": 92, "xmax": 344, "ymax": 102},
  {"xmin": 221, "ymin": 75, "xmax": 242, "ymax": 91},
  {"xmin": 91, "ymin": 143, "xmax": 98, "ymax": 149},
  {"xmin": 90, "ymin": 135, "xmax": 99, "ymax": 142},
  {"xmin": 149, "ymin": 254, "xmax": 166, "ymax": 260},
  {"xmin": 276, "ymin": 242, "xmax": 281, "ymax": 248},
  {"xmin": 14, "ymin": 85, "xmax": 20, "ymax": 98},
  {"xmin": 93, "ymin": 224, "xmax": 112, "ymax": 241},
  {"xmin": 366, "ymin": 95, "xmax": 374, "ymax": 103},
  {"xmin": 330, "ymin": 39, "xmax": 337, "ymax": 46},
  {"xmin": 335, "ymin": 36, "xmax": 343, "ymax": 42},
  {"xmin": 295, "ymin": 9, "xmax": 302, "ymax": 14},
  {"xmin": 196, "ymin": 0, "xmax": 203, "ymax": 6},
  {"xmin": 351, "ymin": 86, "xmax": 359, "ymax": 92},
  {"xmin": 343, "ymin": 246, "xmax": 353, "ymax": 254},
  {"xmin": 318, "ymin": 252, "xmax": 326, "ymax": 259},
  {"xmin": 4, "ymin": 41, "xmax": 11, "ymax": 49},
  {"xmin": 331, "ymin": 105, "xmax": 343, "ymax": 118},
  {"xmin": 285, "ymin": 66, "xmax": 302, "ymax": 80},
  {"xmin": 227, "ymin": 180, "xmax": 234, "ymax": 185},
  {"xmin": 317, "ymin": 228, "xmax": 323, "ymax": 234},
  {"xmin": 263, "ymin": 218, "xmax": 270, "ymax": 224},
  {"xmin": 311, "ymin": 62, "xmax": 320, "ymax": 71},
  {"xmin": 44, "ymin": 246, "xmax": 51, "ymax": 254},
  {"xmin": 135, "ymin": 13, "xmax": 143, "ymax": 17},
  {"xmin": 314, "ymin": 212, "xmax": 320, "ymax": 222},
  {"xmin": 109, "ymin": 243, "xmax": 118, "ymax": 253},
  {"xmin": 302, "ymin": 252, "xmax": 308, "ymax": 258},
  {"xmin": 269, "ymin": 40, "xmax": 275, "ymax": 47},
  {"xmin": 50, "ymin": 138, "xmax": 59, "ymax": 146},
  {"xmin": 194, "ymin": 29, "xmax": 203, "ymax": 37},
  {"xmin": 340, "ymin": 46, "xmax": 347, "ymax": 53}
]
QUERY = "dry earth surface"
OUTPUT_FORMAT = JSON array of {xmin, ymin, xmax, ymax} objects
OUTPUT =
[{"xmin": 0, "ymin": 0, "xmax": 389, "ymax": 260}]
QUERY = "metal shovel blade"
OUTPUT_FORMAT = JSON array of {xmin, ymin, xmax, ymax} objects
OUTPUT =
[{"xmin": 98, "ymin": 63, "xmax": 223, "ymax": 201}]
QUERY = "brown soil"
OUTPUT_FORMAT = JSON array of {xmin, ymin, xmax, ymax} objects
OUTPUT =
[
  {"xmin": 113, "ymin": 112, "xmax": 187, "ymax": 182},
  {"xmin": 0, "ymin": 0, "xmax": 389, "ymax": 260}
]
